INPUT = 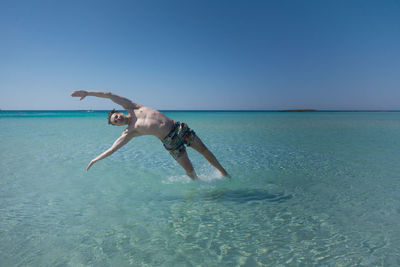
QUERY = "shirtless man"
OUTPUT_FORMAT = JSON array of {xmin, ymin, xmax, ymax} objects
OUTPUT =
[{"xmin": 71, "ymin": 90, "xmax": 229, "ymax": 180}]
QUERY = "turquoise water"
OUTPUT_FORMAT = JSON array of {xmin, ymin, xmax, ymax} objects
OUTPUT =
[{"xmin": 1, "ymin": 110, "xmax": 400, "ymax": 266}]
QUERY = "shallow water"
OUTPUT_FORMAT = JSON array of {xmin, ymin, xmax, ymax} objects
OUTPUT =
[{"xmin": 1, "ymin": 111, "xmax": 400, "ymax": 266}]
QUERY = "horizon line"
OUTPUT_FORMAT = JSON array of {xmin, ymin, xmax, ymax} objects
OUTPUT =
[{"xmin": 1, "ymin": 109, "xmax": 400, "ymax": 112}]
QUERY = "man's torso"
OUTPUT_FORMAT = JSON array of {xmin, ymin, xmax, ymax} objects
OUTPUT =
[{"xmin": 126, "ymin": 107, "xmax": 174, "ymax": 140}]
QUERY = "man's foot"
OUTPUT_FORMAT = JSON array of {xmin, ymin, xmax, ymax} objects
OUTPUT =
[
  {"xmin": 187, "ymin": 170, "xmax": 198, "ymax": 180},
  {"xmin": 220, "ymin": 171, "xmax": 231, "ymax": 179}
]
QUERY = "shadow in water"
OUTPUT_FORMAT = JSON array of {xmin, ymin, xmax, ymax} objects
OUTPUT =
[{"xmin": 202, "ymin": 189, "xmax": 293, "ymax": 203}]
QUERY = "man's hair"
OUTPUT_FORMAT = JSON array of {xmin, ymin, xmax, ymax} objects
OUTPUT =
[{"xmin": 108, "ymin": 109, "xmax": 117, "ymax": 125}]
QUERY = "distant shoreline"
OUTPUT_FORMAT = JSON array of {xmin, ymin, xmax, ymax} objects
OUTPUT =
[{"xmin": 279, "ymin": 109, "xmax": 317, "ymax": 112}]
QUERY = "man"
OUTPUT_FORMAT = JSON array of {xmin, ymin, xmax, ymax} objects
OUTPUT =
[{"xmin": 71, "ymin": 90, "xmax": 229, "ymax": 180}]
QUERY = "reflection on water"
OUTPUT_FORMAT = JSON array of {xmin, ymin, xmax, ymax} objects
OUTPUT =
[
  {"xmin": 160, "ymin": 188, "xmax": 293, "ymax": 204},
  {"xmin": 203, "ymin": 189, "xmax": 293, "ymax": 203}
]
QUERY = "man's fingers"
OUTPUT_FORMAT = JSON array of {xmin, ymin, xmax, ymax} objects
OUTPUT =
[
  {"xmin": 71, "ymin": 90, "xmax": 87, "ymax": 98},
  {"xmin": 86, "ymin": 161, "xmax": 94, "ymax": 171}
]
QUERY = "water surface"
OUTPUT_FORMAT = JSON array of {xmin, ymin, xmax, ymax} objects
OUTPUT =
[{"xmin": 1, "ymin": 111, "xmax": 400, "ymax": 266}]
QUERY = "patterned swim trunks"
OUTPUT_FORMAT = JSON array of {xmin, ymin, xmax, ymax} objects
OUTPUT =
[{"xmin": 162, "ymin": 121, "xmax": 196, "ymax": 159}]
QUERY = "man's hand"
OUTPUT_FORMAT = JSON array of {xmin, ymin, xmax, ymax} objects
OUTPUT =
[
  {"xmin": 71, "ymin": 90, "xmax": 88, "ymax": 101},
  {"xmin": 86, "ymin": 159, "xmax": 97, "ymax": 171}
]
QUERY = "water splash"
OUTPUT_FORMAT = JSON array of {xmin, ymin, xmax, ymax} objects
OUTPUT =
[
  {"xmin": 162, "ymin": 169, "xmax": 228, "ymax": 185},
  {"xmin": 162, "ymin": 174, "xmax": 192, "ymax": 184}
]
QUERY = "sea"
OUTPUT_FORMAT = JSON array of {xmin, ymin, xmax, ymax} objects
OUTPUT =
[{"xmin": 1, "ymin": 110, "xmax": 400, "ymax": 266}]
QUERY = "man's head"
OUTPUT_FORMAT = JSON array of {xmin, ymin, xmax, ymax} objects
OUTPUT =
[{"xmin": 108, "ymin": 109, "xmax": 128, "ymax": 126}]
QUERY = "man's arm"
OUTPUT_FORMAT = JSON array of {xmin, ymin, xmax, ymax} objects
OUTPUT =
[
  {"xmin": 86, "ymin": 132, "xmax": 132, "ymax": 171},
  {"xmin": 71, "ymin": 90, "xmax": 142, "ymax": 110}
]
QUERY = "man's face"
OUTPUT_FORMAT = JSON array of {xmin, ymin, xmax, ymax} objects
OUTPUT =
[{"xmin": 110, "ymin": 112, "xmax": 126, "ymax": 126}]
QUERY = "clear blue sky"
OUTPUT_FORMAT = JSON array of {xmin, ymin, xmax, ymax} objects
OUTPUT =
[{"xmin": 1, "ymin": 0, "xmax": 399, "ymax": 110}]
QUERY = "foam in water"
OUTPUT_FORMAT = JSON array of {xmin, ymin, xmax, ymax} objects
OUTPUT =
[{"xmin": 163, "ymin": 169, "xmax": 227, "ymax": 184}]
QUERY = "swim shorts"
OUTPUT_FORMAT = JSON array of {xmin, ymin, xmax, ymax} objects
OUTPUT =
[{"xmin": 162, "ymin": 121, "xmax": 196, "ymax": 159}]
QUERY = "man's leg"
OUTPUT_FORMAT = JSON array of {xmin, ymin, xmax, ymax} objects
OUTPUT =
[
  {"xmin": 190, "ymin": 136, "xmax": 229, "ymax": 177},
  {"xmin": 175, "ymin": 151, "xmax": 197, "ymax": 180}
]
